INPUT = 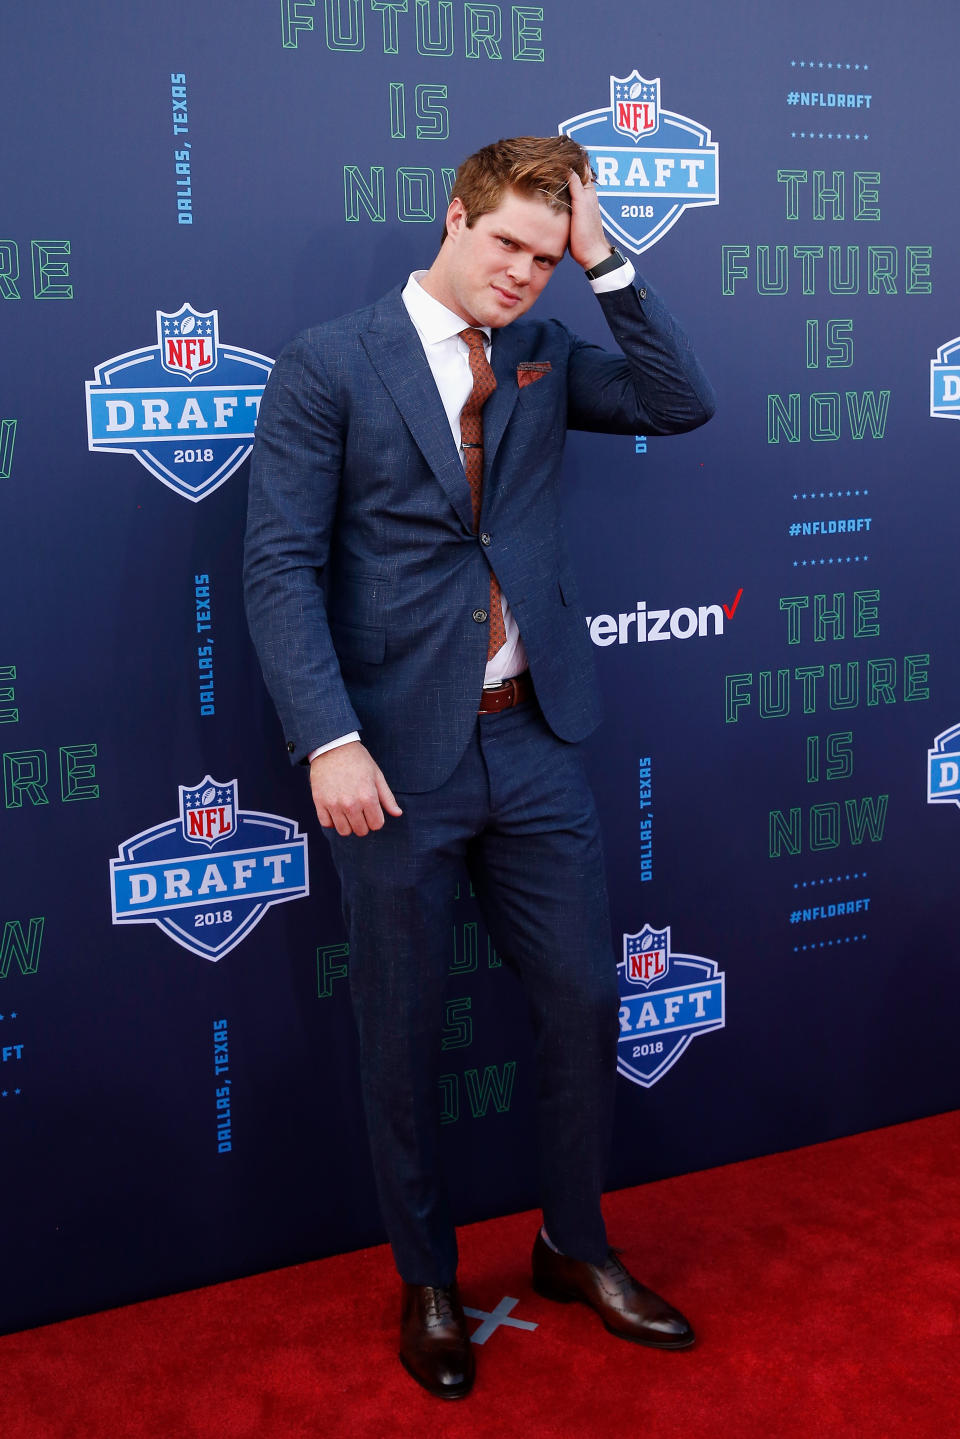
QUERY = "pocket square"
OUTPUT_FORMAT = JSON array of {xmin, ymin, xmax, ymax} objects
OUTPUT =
[{"xmin": 517, "ymin": 361, "xmax": 552, "ymax": 389}]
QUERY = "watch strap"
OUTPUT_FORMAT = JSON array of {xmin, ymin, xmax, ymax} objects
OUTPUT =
[{"xmin": 584, "ymin": 247, "xmax": 626, "ymax": 281}]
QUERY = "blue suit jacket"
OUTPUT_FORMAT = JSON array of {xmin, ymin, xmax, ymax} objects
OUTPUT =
[{"xmin": 244, "ymin": 275, "xmax": 715, "ymax": 792}]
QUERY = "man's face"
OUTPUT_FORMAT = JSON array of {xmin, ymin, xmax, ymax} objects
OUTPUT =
[{"xmin": 431, "ymin": 188, "xmax": 570, "ymax": 329}]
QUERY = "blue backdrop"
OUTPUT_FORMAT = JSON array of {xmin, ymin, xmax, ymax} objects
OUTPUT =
[{"xmin": 3, "ymin": 0, "xmax": 959, "ymax": 1335}]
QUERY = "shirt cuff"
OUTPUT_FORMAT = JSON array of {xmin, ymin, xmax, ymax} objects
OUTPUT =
[
  {"xmin": 588, "ymin": 258, "xmax": 636, "ymax": 294},
  {"xmin": 308, "ymin": 732, "xmax": 360, "ymax": 762}
]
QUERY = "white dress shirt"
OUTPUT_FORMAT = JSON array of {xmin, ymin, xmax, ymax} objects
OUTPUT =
[
  {"xmin": 401, "ymin": 270, "xmax": 529, "ymax": 685},
  {"xmin": 310, "ymin": 256, "xmax": 636, "ymax": 760}
]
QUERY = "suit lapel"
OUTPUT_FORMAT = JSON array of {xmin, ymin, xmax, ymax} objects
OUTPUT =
[
  {"xmin": 361, "ymin": 290, "xmax": 474, "ymax": 534},
  {"xmin": 484, "ymin": 325, "xmax": 525, "ymax": 478}
]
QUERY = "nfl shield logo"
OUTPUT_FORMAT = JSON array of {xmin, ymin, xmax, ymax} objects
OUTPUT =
[
  {"xmin": 611, "ymin": 72, "xmax": 660, "ymax": 140},
  {"xmin": 158, "ymin": 303, "xmax": 218, "ymax": 379},
  {"xmin": 623, "ymin": 925, "xmax": 670, "ymax": 988},
  {"xmin": 179, "ymin": 777, "xmax": 238, "ymax": 848}
]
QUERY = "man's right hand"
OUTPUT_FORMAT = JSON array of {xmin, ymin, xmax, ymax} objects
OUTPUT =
[{"xmin": 309, "ymin": 741, "xmax": 403, "ymax": 837}]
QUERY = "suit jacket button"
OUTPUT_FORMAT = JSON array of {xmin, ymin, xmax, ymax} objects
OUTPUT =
[
  {"xmin": 473, "ymin": 608, "xmax": 488, "ymax": 623},
  {"xmin": 286, "ymin": 741, "xmax": 295, "ymax": 753},
  {"xmin": 480, "ymin": 531, "xmax": 492, "ymax": 546}
]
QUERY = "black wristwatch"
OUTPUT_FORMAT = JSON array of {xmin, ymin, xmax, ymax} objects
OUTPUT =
[{"xmin": 584, "ymin": 247, "xmax": 627, "ymax": 280}]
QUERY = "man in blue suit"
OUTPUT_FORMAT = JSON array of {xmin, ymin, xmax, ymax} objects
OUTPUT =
[{"xmin": 245, "ymin": 135, "xmax": 714, "ymax": 1398}]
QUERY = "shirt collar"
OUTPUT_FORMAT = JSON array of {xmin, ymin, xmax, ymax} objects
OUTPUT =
[{"xmin": 402, "ymin": 271, "xmax": 491, "ymax": 348}]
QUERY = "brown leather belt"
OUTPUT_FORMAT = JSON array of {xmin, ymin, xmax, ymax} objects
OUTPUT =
[{"xmin": 477, "ymin": 671, "xmax": 535, "ymax": 714}]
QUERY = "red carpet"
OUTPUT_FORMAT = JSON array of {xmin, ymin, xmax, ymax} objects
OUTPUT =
[{"xmin": 3, "ymin": 1112, "xmax": 958, "ymax": 1438}]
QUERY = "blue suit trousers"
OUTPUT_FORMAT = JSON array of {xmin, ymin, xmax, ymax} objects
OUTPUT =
[{"xmin": 326, "ymin": 698, "xmax": 620, "ymax": 1285}]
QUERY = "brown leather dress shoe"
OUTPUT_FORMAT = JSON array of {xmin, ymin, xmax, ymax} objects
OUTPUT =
[
  {"xmin": 399, "ymin": 1280, "xmax": 476, "ymax": 1398},
  {"xmin": 531, "ymin": 1232, "xmax": 695, "ymax": 1349}
]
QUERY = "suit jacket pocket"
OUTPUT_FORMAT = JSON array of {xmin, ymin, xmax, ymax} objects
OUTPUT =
[
  {"xmin": 329, "ymin": 618, "xmax": 386, "ymax": 665},
  {"xmin": 515, "ymin": 371, "xmax": 564, "ymax": 446}
]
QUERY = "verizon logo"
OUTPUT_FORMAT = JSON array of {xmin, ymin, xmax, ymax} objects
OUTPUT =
[{"xmin": 586, "ymin": 589, "xmax": 743, "ymax": 646}]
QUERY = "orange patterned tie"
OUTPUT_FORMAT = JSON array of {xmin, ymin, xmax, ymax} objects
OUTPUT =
[{"xmin": 459, "ymin": 328, "xmax": 506, "ymax": 659}]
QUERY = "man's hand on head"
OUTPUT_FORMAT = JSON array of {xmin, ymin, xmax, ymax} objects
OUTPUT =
[
  {"xmin": 309, "ymin": 741, "xmax": 403, "ymax": 837},
  {"xmin": 567, "ymin": 169, "xmax": 613, "ymax": 273}
]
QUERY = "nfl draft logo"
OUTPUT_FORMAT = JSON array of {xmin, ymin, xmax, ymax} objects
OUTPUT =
[
  {"xmin": 559, "ymin": 71, "xmax": 719, "ymax": 254},
  {"xmin": 617, "ymin": 924, "xmax": 725, "ymax": 1087},
  {"xmin": 109, "ymin": 776, "xmax": 308, "ymax": 961},
  {"xmin": 928, "ymin": 723, "xmax": 960, "ymax": 806},
  {"xmin": 930, "ymin": 337, "xmax": 960, "ymax": 419},
  {"xmin": 85, "ymin": 303, "xmax": 273, "ymax": 501}
]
